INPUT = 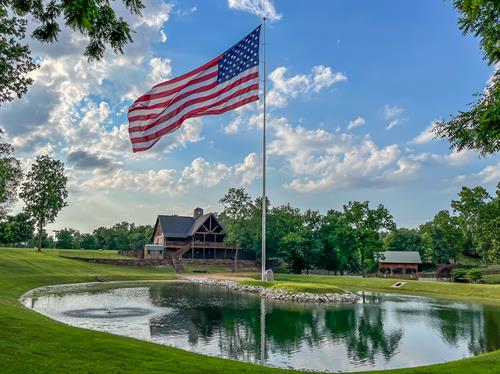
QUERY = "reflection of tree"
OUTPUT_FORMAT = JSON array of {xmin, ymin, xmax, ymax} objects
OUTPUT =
[
  {"xmin": 148, "ymin": 283, "xmax": 263, "ymax": 361},
  {"xmin": 265, "ymin": 303, "xmax": 322, "ymax": 353},
  {"xmin": 145, "ymin": 283, "xmax": 500, "ymax": 369},
  {"xmin": 428, "ymin": 302, "xmax": 500, "ymax": 355},
  {"xmin": 324, "ymin": 305, "xmax": 403, "ymax": 364}
]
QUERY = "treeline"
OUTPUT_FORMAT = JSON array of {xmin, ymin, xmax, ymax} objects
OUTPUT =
[
  {"xmin": 219, "ymin": 183, "xmax": 500, "ymax": 274},
  {"xmin": 0, "ymin": 219, "xmax": 153, "ymax": 251}
]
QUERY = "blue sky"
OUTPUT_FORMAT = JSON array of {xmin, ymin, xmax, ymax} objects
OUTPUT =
[{"xmin": 1, "ymin": 0, "xmax": 498, "ymax": 233}]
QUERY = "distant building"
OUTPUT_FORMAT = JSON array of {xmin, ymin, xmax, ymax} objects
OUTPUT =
[
  {"xmin": 147, "ymin": 207, "xmax": 238, "ymax": 261},
  {"xmin": 378, "ymin": 251, "xmax": 422, "ymax": 278}
]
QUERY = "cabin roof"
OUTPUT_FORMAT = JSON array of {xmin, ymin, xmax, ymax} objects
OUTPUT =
[
  {"xmin": 154, "ymin": 213, "xmax": 224, "ymax": 239},
  {"xmin": 379, "ymin": 251, "xmax": 422, "ymax": 264}
]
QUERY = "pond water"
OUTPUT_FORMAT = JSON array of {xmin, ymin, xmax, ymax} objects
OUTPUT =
[{"xmin": 22, "ymin": 282, "xmax": 500, "ymax": 372}]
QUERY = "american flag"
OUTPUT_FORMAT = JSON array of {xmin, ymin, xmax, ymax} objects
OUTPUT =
[{"xmin": 128, "ymin": 26, "xmax": 261, "ymax": 152}]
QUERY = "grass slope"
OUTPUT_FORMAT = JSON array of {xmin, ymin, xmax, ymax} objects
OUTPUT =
[
  {"xmin": 241, "ymin": 280, "xmax": 345, "ymax": 294},
  {"xmin": 267, "ymin": 273, "xmax": 500, "ymax": 303},
  {"xmin": 0, "ymin": 248, "xmax": 499, "ymax": 374}
]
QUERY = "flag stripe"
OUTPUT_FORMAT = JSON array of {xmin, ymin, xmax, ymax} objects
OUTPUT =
[
  {"xmin": 130, "ymin": 84, "xmax": 259, "ymax": 144},
  {"xmin": 132, "ymin": 93, "xmax": 259, "ymax": 152},
  {"xmin": 129, "ymin": 66, "xmax": 258, "ymax": 119},
  {"xmin": 129, "ymin": 71, "xmax": 258, "ymax": 132}
]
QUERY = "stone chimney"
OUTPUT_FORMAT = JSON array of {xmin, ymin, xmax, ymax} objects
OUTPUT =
[{"xmin": 193, "ymin": 207, "xmax": 204, "ymax": 219}]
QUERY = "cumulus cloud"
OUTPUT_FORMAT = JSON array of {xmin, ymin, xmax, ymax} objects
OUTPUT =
[
  {"xmin": 268, "ymin": 117, "xmax": 420, "ymax": 192},
  {"xmin": 67, "ymin": 150, "xmax": 120, "ymax": 171},
  {"xmin": 228, "ymin": 0, "xmax": 281, "ymax": 21},
  {"xmin": 453, "ymin": 162, "xmax": 500, "ymax": 186},
  {"xmin": 347, "ymin": 116, "xmax": 366, "ymax": 130},
  {"xmin": 268, "ymin": 65, "xmax": 346, "ymax": 108},
  {"xmin": 410, "ymin": 121, "xmax": 437, "ymax": 144},
  {"xmin": 432, "ymin": 149, "xmax": 478, "ymax": 167}
]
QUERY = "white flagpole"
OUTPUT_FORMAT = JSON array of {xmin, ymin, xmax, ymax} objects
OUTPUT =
[{"xmin": 261, "ymin": 17, "xmax": 267, "ymax": 282}]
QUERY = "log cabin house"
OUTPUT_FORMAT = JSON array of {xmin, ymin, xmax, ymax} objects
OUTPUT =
[{"xmin": 147, "ymin": 207, "xmax": 238, "ymax": 261}]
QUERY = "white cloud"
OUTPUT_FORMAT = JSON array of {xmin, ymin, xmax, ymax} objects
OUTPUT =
[
  {"xmin": 383, "ymin": 104, "xmax": 405, "ymax": 130},
  {"xmin": 347, "ymin": 116, "xmax": 366, "ymax": 130},
  {"xmin": 384, "ymin": 104, "xmax": 403, "ymax": 120},
  {"xmin": 234, "ymin": 153, "xmax": 262, "ymax": 184},
  {"xmin": 268, "ymin": 65, "xmax": 346, "ymax": 108},
  {"xmin": 228, "ymin": 0, "xmax": 281, "ymax": 21},
  {"xmin": 268, "ymin": 118, "xmax": 420, "ymax": 192},
  {"xmin": 452, "ymin": 162, "xmax": 500, "ymax": 186},
  {"xmin": 410, "ymin": 122, "xmax": 437, "ymax": 144},
  {"xmin": 432, "ymin": 149, "xmax": 477, "ymax": 167}
]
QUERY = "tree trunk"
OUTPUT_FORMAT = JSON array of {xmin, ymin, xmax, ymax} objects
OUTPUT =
[
  {"xmin": 37, "ymin": 221, "xmax": 43, "ymax": 252},
  {"xmin": 232, "ymin": 247, "xmax": 239, "ymax": 273}
]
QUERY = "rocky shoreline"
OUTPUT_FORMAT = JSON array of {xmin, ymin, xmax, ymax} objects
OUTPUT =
[{"xmin": 183, "ymin": 277, "xmax": 360, "ymax": 304}]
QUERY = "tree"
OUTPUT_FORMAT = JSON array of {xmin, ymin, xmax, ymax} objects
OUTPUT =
[
  {"xmin": 342, "ymin": 201, "xmax": 396, "ymax": 276},
  {"xmin": 451, "ymin": 185, "xmax": 491, "ymax": 256},
  {"xmin": 278, "ymin": 232, "xmax": 306, "ymax": 274},
  {"xmin": 80, "ymin": 233, "xmax": 98, "ymax": 249},
  {"xmin": 434, "ymin": 0, "xmax": 500, "ymax": 156},
  {"xmin": 419, "ymin": 211, "xmax": 463, "ymax": 264},
  {"xmin": 383, "ymin": 228, "xmax": 426, "ymax": 258},
  {"xmin": 1, "ymin": 0, "xmax": 145, "ymax": 103},
  {"xmin": 451, "ymin": 184, "xmax": 500, "ymax": 263},
  {"xmin": 0, "ymin": 8, "xmax": 37, "ymax": 103},
  {"xmin": 56, "ymin": 228, "xmax": 78, "ymax": 249},
  {"xmin": 0, "ymin": 212, "xmax": 33, "ymax": 246},
  {"xmin": 0, "ymin": 130, "xmax": 23, "ymax": 220},
  {"xmin": 20, "ymin": 155, "xmax": 68, "ymax": 251},
  {"xmin": 301, "ymin": 210, "xmax": 323, "ymax": 274},
  {"xmin": 219, "ymin": 188, "xmax": 257, "ymax": 270}
]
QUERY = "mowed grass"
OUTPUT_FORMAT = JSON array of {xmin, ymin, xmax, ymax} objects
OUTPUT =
[
  {"xmin": 264, "ymin": 273, "xmax": 500, "ymax": 303},
  {"xmin": 0, "ymin": 248, "xmax": 499, "ymax": 374},
  {"xmin": 241, "ymin": 279, "xmax": 345, "ymax": 294},
  {"xmin": 49, "ymin": 248, "xmax": 132, "ymax": 259}
]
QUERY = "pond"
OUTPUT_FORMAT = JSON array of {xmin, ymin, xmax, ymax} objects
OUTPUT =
[{"xmin": 21, "ymin": 281, "xmax": 500, "ymax": 372}]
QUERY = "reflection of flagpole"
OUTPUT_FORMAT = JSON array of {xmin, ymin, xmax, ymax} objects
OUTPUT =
[
  {"xmin": 260, "ymin": 298, "xmax": 266, "ymax": 364},
  {"xmin": 261, "ymin": 17, "xmax": 267, "ymax": 282}
]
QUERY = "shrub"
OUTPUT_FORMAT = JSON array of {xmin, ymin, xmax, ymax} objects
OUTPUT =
[
  {"xmin": 451, "ymin": 268, "xmax": 467, "ymax": 282},
  {"xmin": 436, "ymin": 263, "xmax": 459, "ymax": 280},
  {"xmin": 468, "ymin": 268, "xmax": 483, "ymax": 283}
]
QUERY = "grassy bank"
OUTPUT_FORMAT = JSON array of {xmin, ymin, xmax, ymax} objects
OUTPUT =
[
  {"xmin": 241, "ymin": 279, "xmax": 345, "ymax": 294},
  {"xmin": 257, "ymin": 273, "xmax": 500, "ymax": 303},
  {"xmin": 0, "ymin": 248, "xmax": 499, "ymax": 373}
]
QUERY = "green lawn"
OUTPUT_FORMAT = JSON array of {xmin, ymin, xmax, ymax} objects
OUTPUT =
[
  {"xmin": 0, "ymin": 248, "xmax": 499, "ymax": 374},
  {"xmin": 241, "ymin": 279, "xmax": 345, "ymax": 294},
  {"xmin": 266, "ymin": 273, "xmax": 500, "ymax": 303},
  {"xmin": 51, "ymin": 248, "xmax": 132, "ymax": 259}
]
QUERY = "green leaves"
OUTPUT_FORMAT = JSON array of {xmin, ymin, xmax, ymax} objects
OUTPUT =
[
  {"xmin": 0, "ymin": 130, "xmax": 23, "ymax": 219},
  {"xmin": 435, "ymin": 1, "xmax": 500, "ymax": 156},
  {"xmin": 1, "ymin": 0, "xmax": 145, "ymax": 102},
  {"xmin": 20, "ymin": 154, "xmax": 68, "ymax": 250}
]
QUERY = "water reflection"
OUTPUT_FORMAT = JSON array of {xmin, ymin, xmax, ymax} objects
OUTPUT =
[{"xmin": 22, "ymin": 282, "xmax": 500, "ymax": 372}]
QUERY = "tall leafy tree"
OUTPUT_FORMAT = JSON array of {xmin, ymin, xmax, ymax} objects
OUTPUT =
[
  {"xmin": 55, "ymin": 228, "xmax": 78, "ymax": 249},
  {"xmin": 419, "ymin": 211, "xmax": 464, "ymax": 264},
  {"xmin": 451, "ymin": 185, "xmax": 491, "ymax": 256},
  {"xmin": 0, "ymin": 212, "xmax": 33, "ymax": 245},
  {"xmin": 0, "ymin": 130, "xmax": 22, "ymax": 220},
  {"xmin": 1, "ymin": 0, "xmax": 145, "ymax": 103},
  {"xmin": 20, "ymin": 155, "xmax": 68, "ymax": 251},
  {"xmin": 342, "ymin": 201, "xmax": 396, "ymax": 275},
  {"xmin": 434, "ymin": 0, "xmax": 500, "ymax": 156},
  {"xmin": 278, "ymin": 231, "xmax": 306, "ymax": 274},
  {"xmin": 383, "ymin": 228, "xmax": 426, "ymax": 258}
]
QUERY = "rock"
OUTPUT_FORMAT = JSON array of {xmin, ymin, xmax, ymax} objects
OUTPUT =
[
  {"xmin": 264, "ymin": 269, "xmax": 274, "ymax": 281},
  {"xmin": 183, "ymin": 276, "xmax": 360, "ymax": 304}
]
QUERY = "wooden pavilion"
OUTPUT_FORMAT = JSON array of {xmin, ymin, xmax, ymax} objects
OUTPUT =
[{"xmin": 378, "ymin": 251, "xmax": 422, "ymax": 278}]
